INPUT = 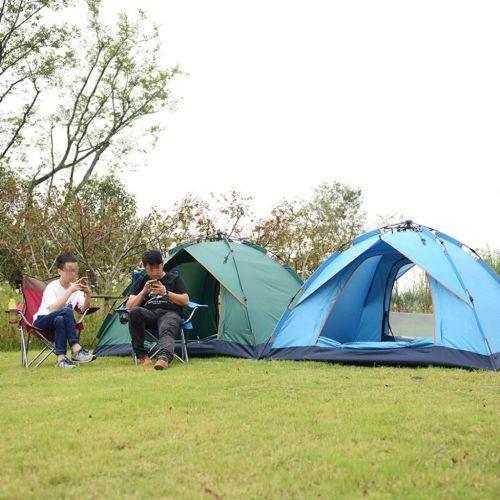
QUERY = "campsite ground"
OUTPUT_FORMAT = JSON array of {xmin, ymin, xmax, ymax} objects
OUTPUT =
[{"xmin": 0, "ymin": 353, "xmax": 498, "ymax": 498}]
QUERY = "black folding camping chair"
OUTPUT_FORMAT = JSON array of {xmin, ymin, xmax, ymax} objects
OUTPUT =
[{"xmin": 116, "ymin": 301, "xmax": 207, "ymax": 365}]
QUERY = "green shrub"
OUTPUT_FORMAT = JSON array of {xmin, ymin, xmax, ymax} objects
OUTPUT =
[{"xmin": 392, "ymin": 275, "xmax": 433, "ymax": 313}]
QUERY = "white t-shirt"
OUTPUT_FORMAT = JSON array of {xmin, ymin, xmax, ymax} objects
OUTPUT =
[{"xmin": 33, "ymin": 280, "xmax": 85, "ymax": 321}]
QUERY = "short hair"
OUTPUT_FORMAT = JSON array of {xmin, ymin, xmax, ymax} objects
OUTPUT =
[
  {"xmin": 142, "ymin": 249, "xmax": 163, "ymax": 266},
  {"xmin": 55, "ymin": 253, "xmax": 77, "ymax": 270}
]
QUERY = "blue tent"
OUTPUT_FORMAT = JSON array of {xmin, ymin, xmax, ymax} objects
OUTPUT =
[{"xmin": 268, "ymin": 222, "xmax": 500, "ymax": 370}]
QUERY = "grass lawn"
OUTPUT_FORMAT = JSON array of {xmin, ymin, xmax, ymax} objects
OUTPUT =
[{"xmin": 0, "ymin": 352, "xmax": 498, "ymax": 499}]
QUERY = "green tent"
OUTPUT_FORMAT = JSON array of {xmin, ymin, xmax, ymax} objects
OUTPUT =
[{"xmin": 94, "ymin": 240, "xmax": 302, "ymax": 358}]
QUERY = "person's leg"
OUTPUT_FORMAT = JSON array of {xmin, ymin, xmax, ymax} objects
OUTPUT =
[
  {"xmin": 59, "ymin": 307, "xmax": 81, "ymax": 354},
  {"xmin": 55, "ymin": 308, "xmax": 96, "ymax": 363},
  {"xmin": 129, "ymin": 307, "xmax": 158, "ymax": 359},
  {"xmin": 34, "ymin": 309, "xmax": 71, "ymax": 362},
  {"xmin": 156, "ymin": 311, "xmax": 183, "ymax": 363}
]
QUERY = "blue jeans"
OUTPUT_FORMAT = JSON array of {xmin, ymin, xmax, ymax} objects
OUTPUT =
[{"xmin": 33, "ymin": 307, "xmax": 79, "ymax": 355}]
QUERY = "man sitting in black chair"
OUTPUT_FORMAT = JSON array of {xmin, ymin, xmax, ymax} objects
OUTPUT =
[{"xmin": 127, "ymin": 249, "xmax": 189, "ymax": 370}]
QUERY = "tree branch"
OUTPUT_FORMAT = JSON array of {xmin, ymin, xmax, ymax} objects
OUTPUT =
[{"xmin": 0, "ymin": 81, "xmax": 39, "ymax": 159}]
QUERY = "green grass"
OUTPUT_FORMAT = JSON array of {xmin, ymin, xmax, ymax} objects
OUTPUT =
[{"xmin": 0, "ymin": 353, "xmax": 498, "ymax": 499}]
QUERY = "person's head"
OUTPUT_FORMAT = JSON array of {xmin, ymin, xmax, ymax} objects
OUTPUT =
[
  {"xmin": 142, "ymin": 249, "xmax": 164, "ymax": 279},
  {"xmin": 56, "ymin": 253, "xmax": 78, "ymax": 284}
]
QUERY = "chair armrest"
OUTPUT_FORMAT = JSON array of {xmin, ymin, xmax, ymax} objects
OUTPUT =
[
  {"xmin": 4, "ymin": 303, "xmax": 24, "ymax": 314},
  {"xmin": 8, "ymin": 306, "xmax": 39, "ymax": 331},
  {"xmin": 75, "ymin": 306, "xmax": 100, "ymax": 325},
  {"xmin": 84, "ymin": 306, "xmax": 100, "ymax": 315},
  {"xmin": 76, "ymin": 306, "xmax": 100, "ymax": 315},
  {"xmin": 5, "ymin": 304, "xmax": 24, "ymax": 325},
  {"xmin": 185, "ymin": 302, "xmax": 208, "ymax": 323},
  {"xmin": 187, "ymin": 301, "xmax": 208, "ymax": 309}
]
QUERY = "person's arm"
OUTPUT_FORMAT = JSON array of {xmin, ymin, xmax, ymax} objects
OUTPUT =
[
  {"xmin": 126, "ymin": 280, "xmax": 153, "ymax": 309},
  {"xmin": 153, "ymin": 279, "xmax": 189, "ymax": 307},
  {"xmin": 166, "ymin": 290, "xmax": 189, "ymax": 307},
  {"xmin": 47, "ymin": 283, "xmax": 83, "ymax": 312},
  {"xmin": 79, "ymin": 283, "xmax": 91, "ymax": 311}
]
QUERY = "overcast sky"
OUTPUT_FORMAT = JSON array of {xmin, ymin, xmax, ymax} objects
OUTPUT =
[{"xmin": 101, "ymin": 0, "xmax": 499, "ymax": 249}]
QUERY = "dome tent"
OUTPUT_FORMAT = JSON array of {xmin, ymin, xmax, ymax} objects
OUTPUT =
[
  {"xmin": 94, "ymin": 238, "xmax": 302, "ymax": 358},
  {"xmin": 267, "ymin": 222, "xmax": 500, "ymax": 370}
]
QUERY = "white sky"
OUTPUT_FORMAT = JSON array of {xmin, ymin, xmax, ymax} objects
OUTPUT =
[{"xmin": 101, "ymin": 0, "xmax": 499, "ymax": 249}]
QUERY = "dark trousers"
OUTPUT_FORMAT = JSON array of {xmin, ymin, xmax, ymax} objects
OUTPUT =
[
  {"xmin": 128, "ymin": 307, "xmax": 183, "ymax": 362},
  {"xmin": 33, "ymin": 307, "xmax": 79, "ymax": 355}
]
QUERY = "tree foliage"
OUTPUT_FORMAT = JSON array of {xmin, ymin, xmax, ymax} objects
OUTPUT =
[
  {"xmin": 1, "ymin": 0, "xmax": 181, "ymax": 203},
  {"xmin": 391, "ymin": 272, "xmax": 433, "ymax": 314},
  {"xmin": 29, "ymin": 1, "xmax": 180, "ymax": 200},
  {"xmin": 0, "ymin": 172, "xmax": 143, "ymax": 291},
  {"xmin": 254, "ymin": 182, "xmax": 365, "ymax": 279},
  {"xmin": 480, "ymin": 247, "xmax": 500, "ymax": 276},
  {"xmin": 0, "ymin": 178, "xmax": 258, "ymax": 294},
  {"xmin": 0, "ymin": 0, "xmax": 71, "ymax": 162}
]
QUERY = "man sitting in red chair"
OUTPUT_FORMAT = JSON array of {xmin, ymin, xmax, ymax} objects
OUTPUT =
[{"xmin": 33, "ymin": 253, "xmax": 96, "ymax": 369}]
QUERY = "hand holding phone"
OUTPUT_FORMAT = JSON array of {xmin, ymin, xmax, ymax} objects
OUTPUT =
[{"xmin": 145, "ymin": 279, "xmax": 157, "ymax": 293}]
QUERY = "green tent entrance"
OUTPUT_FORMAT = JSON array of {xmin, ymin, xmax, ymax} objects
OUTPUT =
[{"xmin": 94, "ymin": 240, "xmax": 302, "ymax": 358}]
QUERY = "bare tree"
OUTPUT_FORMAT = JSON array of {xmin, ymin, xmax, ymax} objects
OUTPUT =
[{"xmin": 0, "ymin": 0, "xmax": 71, "ymax": 163}]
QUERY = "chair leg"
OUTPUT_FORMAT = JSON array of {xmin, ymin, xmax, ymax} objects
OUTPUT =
[
  {"xmin": 149, "ymin": 345, "xmax": 160, "ymax": 359},
  {"xmin": 27, "ymin": 344, "xmax": 51, "ymax": 367},
  {"xmin": 20, "ymin": 327, "xmax": 28, "ymax": 368},
  {"xmin": 34, "ymin": 347, "xmax": 55, "ymax": 368},
  {"xmin": 172, "ymin": 352, "xmax": 183, "ymax": 363},
  {"xmin": 180, "ymin": 328, "xmax": 189, "ymax": 364},
  {"xmin": 25, "ymin": 332, "xmax": 56, "ymax": 368},
  {"xmin": 26, "ymin": 333, "xmax": 31, "ymax": 367},
  {"xmin": 138, "ymin": 329, "xmax": 189, "ymax": 365},
  {"xmin": 172, "ymin": 328, "xmax": 188, "ymax": 364}
]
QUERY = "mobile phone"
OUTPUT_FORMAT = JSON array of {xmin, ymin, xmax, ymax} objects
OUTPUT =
[{"xmin": 77, "ymin": 277, "xmax": 89, "ymax": 285}]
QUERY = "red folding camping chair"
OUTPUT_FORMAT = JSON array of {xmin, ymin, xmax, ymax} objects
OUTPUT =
[{"xmin": 13, "ymin": 275, "xmax": 99, "ymax": 368}]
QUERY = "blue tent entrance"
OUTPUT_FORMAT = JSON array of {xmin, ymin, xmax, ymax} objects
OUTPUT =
[{"xmin": 268, "ymin": 222, "xmax": 500, "ymax": 370}]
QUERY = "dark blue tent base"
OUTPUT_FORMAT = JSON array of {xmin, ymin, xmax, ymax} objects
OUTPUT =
[
  {"xmin": 186, "ymin": 340, "xmax": 268, "ymax": 359},
  {"xmin": 94, "ymin": 340, "xmax": 269, "ymax": 360},
  {"xmin": 94, "ymin": 344, "xmax": 133, "ymax": 357},
  {"xmin": 267, "ymin": 346, "xmax": 499, "ymax": 371},
  {"xmin": 93, "ymin": 342, "xmax": 499, "ymax": 370}
]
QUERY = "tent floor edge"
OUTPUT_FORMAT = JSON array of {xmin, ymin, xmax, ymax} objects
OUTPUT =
[{"xmin": 266, "ymin": 345, "xmax": 498, "ymax": 371}]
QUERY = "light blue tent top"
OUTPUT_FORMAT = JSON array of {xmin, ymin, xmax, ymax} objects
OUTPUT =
[{"xmin": 270, "ymin": 222, "xmax": 500, "ymax": 370}]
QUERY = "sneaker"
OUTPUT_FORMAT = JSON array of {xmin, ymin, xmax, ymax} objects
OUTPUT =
[
  {"xmin": 71, "ymin": 348, "xmax": 96, "ymax": 364},
  {"xmin": 139, "ymin": 356, "xmax": 153, "ymax": 366},
  {"xmin": 154, "ymin": 358, "xmax": 169, "ymax": 370},
  {"xmin": 55, "ymin": 356, "xmax": 77, "ymax": 369}
]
